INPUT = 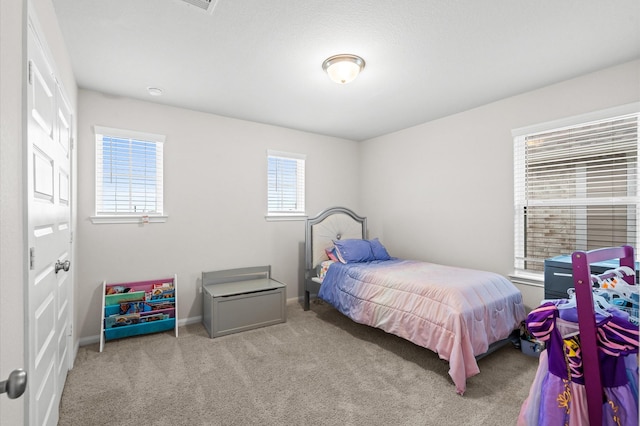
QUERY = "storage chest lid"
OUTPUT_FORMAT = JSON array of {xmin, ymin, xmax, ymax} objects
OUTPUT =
[{"xmin": 203, "ymin": 278, "xmax": 285, "ymax": 298}]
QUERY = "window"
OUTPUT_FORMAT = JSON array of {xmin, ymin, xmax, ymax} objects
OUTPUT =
[
  {"xmin": 93, "ymin": 126, "xmax": 165, "ymax": 223},
  {"xmin": 267, "ymin": 150, "xmax": 305, "ymax": 217},
  {"xmin": 513, "ymin": 106, "xmax": 639, "ymax": 275}
]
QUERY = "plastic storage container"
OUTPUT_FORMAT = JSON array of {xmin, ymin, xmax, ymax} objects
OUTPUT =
[{"xmin": 520, "ymin": 338, "xmax": 544, "ymax": 357}]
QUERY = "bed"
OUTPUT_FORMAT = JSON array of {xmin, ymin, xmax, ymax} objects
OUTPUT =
[{"xmin": 303, "ymin": 206, "xmax": 526, "ymax": 395}]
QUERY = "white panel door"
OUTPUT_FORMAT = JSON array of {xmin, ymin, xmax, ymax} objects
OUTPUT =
[{"xmin": 26, "ymin": 23, "xmax": 72, "ymax": 426}]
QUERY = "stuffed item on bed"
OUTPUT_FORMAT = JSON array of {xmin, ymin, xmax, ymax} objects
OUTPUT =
[{"xmin": 316, "ymin": 260, "xmax": 336, "ymax": 280}]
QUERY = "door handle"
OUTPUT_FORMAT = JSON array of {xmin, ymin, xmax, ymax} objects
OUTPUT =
[
  {"xmin": 55, "ymin": 259, "xmax": 70, "ymax": 274},
  {"xmin": 0, "ymin": 369, "xmax": 27, "ymax": 399}
]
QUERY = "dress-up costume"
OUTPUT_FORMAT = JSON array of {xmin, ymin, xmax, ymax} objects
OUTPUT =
[{"xmin": 518, "ymin": 301, "xmax": 639, "ymax": 426}]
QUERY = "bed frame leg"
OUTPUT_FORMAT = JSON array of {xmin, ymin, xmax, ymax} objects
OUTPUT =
[
  {"xmin": 509, "ymin": 328, "xmax": 521, "ymax": 349},
  {"xmin": 303, "ymin": 291, "xmax": 310, "ymax": 311}
]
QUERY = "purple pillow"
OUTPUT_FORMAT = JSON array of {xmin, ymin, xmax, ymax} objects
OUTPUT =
[
  {"xmin": 333, "ymin": 239, "xmax": 375, "ymax": 263},
  {"xmin": 369, "ymin": 238, "xmax": 391, "ymax": 260}
]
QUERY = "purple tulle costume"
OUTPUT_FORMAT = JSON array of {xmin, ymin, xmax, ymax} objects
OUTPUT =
[{"xmin": 518, "ymin": 301, "xmax": 638, "ymax": 426}]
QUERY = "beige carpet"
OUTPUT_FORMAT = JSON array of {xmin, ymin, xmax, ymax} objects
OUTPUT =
[{"xmin": 59, "ymin": 301, "xmax": 538, "ymax": 425}]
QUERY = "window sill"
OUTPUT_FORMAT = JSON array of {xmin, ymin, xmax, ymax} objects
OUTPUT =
[
  {"xmin": 265, "ymin": 214, "xmax": 307, "ymax": 222},
  {"xmin": 509, "ymin": 271, "xmax": 544, "ymax": 288},
  {"xmin": 90, "ymin": 215, "xmax": 168, "ymax": 224}
]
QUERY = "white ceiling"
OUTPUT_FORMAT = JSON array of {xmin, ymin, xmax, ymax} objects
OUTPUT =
[{"xmin": 51, "ymin": 0, "xmax": 640, "ymax": 141}]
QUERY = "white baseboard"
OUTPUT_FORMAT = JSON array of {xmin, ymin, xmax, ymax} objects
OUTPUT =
[
  {"xmin": 69, "ymin": 339, "xmax": 80, "ymax": 370},
  {"xmin": 78, "ymin": 301, "xmax": 303, "ymax": 349},
  {"xmin": 79, "ymin": 335, "xmax": 100, "ymax": 347},
  {"xmin": 179, "ymin": 316, "xmax": 202, "ymax": 326}
]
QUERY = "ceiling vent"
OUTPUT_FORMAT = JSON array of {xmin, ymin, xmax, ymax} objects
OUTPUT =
[{"xmin": 177, "ymin": 0, "xmax": 218, "ymax": 14}]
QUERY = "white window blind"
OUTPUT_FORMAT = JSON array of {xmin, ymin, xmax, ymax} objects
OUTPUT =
[
  {"xmin": 514, "ymin": 111, "xmax": 639, "ymax": 274},
  {"xmin": 95, "ymin": 126, "xmax": 164, "ymax": 216},
  {"xmin": 267, "ymin": 150, "xmax": 305, "ymax": 215}
]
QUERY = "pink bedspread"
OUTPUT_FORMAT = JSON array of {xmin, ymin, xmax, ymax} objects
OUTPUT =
[{"xmin": 318, "ymin": 259, "xmax": 526, "ymax": 394}]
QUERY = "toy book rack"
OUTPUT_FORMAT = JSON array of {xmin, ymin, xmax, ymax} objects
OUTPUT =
[{"xmin": 100, "ymin": 275, "xmax": 178, "ymax": 352}]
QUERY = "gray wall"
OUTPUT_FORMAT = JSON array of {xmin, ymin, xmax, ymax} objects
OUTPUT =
[
  {"xmin": 359, "ymin": 60, "xmax": 640, "ymax": 311},
  {"xmin": 76, "ymin": 90, "xmax": 360, "ymax": 339}
]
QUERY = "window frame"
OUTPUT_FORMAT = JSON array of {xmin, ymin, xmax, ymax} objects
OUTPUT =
[
  {"xmin": 266, "ymin": 149, "xmax": 306, "ymax": 220},
  {"xmin": 91, "ymin": 126, "xmax": 167, "ymax": 224},
  {"xmin": 512, "ymin": 102, "xmax": 640, "ymax": 281}
]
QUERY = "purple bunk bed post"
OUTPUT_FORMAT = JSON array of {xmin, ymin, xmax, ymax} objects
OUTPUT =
[{"xmin": 571, "ymin": 245, "xmax": 635, "ymax": 425}]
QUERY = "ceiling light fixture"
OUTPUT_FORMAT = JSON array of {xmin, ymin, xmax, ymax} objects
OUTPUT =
[
  {"xmin": 147, "ymin": 87, "xmax": 163, "ymax": 96},
  {"xmin": 322, "ymin": 54, "xmax": 365, "ymax": 84}
]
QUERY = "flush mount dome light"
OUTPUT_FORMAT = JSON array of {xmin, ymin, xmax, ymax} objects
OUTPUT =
[
  {"xmin": 147, "ymin": 87, "xmax": 163, "ymax": 96},
  {"xmin": 322, "ymin": 54, "xmax": 365, "ymax": 84}
]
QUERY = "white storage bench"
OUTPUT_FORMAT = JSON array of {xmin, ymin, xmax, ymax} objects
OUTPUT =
[{"xmin": 202, "ymin": 265, "xmax": 286, "ymax": 338}]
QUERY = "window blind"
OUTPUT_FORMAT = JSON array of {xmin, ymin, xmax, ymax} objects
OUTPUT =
[
  {"xmin": 514, "ymin": 112, "xmax": 639, "ymax": 273},
  {"xmin": 267, "ymin": 150, "xmax": 305, "ymax": 215},
  {"xmin": 95, "ymin": 128, "xmax": 164, "ymax": 215}
]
